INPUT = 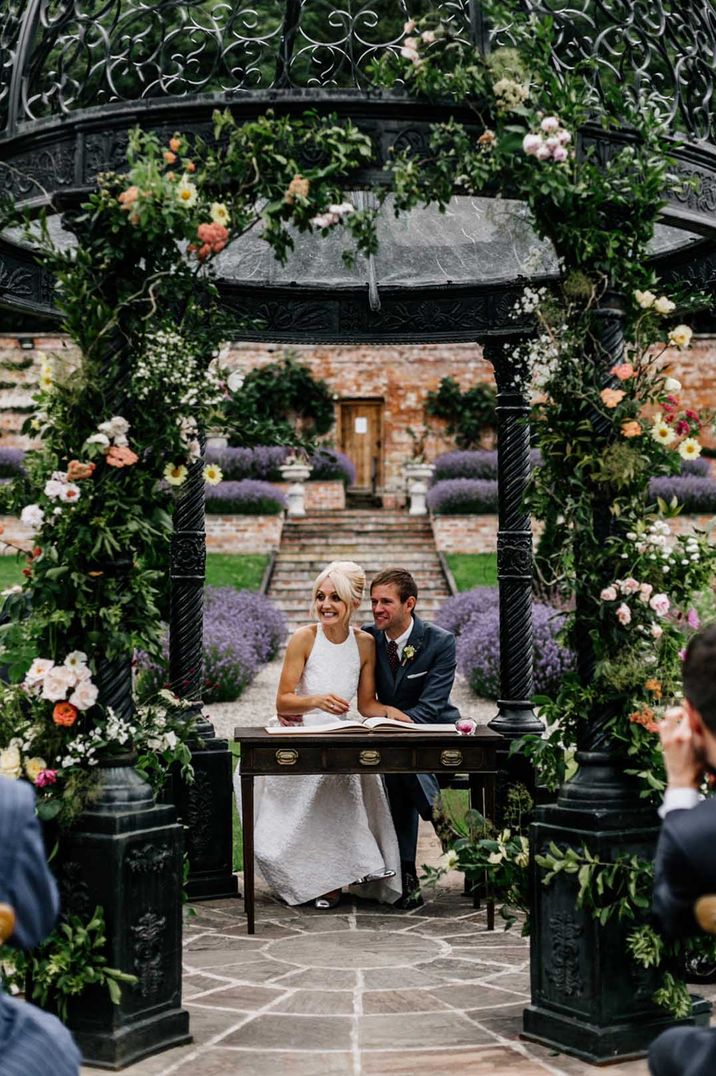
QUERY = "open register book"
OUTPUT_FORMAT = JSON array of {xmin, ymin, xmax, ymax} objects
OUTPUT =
[{"xmin": 265, "ymin": 717, "xmax": 460, "ymax": 735}]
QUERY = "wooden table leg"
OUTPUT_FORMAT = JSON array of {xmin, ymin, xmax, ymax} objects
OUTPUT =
[{"xmin": 241, "ymin": 773, "xmax": 255, "ymax": 935}]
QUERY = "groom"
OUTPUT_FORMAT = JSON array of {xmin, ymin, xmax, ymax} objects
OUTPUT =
[{"xmin": 363, "ymin": 567, "xmax": 460, "ymax": 908}]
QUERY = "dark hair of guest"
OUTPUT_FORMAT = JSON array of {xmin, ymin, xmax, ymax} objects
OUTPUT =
[
  {"xmin": 369, "ymin": 568, "xmax": 418, "ymax": 605},
  {"xmin": 683, "ymin": 622, "xmax": 716, "ymax": 731}
]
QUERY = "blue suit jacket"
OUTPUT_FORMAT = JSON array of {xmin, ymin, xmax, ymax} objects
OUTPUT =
[
  {"xmin": 0, "ymin": 777, "xmax": 81, "ymax": 1075},
  {"xmin": 362, "ymin": 615, "xmax": 460, "ymax": 723}
]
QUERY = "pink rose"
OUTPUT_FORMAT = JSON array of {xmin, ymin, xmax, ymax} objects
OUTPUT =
[
  {"xmin": 41, "ymin": 665, "xmax": 78, "ymax": 701},
  {"xmin": 651, "ymin": 624, "xmax": 663, "ymax": 639},
  {"xmin": 69, "ymin": 680, "xmax": 99, "ymax": 711},
  {"xmin": 621, "ymin": 577, "xmax": 640, "ymax": 595},
  {"xmin": 611, "ymin": 363, "xmax": 634, "ymax": 381},
  {"xmin": 551, "ymin": 146, "xmax": 568, "ymax": 163},
  {"xmin": 600, "ymin": 586, "xmax": 617, "ymax": 602},
  {"xmin": 687, "ymin": 608, "xmax": 700, "ymax": 629},
  {"xmin": 522, "ymin": 133, "xmax": 542, "ymax": 156},
  {"xmin": 541, "ymin": 116, "xmax": 560, "ymax": 133},
  {"xmin": 639, "ymin": 582, "xmax": 653, "ymax": 603},
  {"xmin": 649, "ymin": 593, "xmax": 670, "ymax": 617},
  {"xmin": 35, "ymin": 769, "xmax": 58, "ymax": 788},
  {"xmin": 616, "ymin": 603, "xmax": 631, "ymax": 625}
]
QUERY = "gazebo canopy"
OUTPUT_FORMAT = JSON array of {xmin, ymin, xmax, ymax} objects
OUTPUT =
[{"xmin": 1, "ymin": 1, "xmax": 716, "ymax": 341}]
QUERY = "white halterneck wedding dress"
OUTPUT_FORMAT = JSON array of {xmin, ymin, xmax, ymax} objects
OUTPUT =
[{"xmin": 235, "ymin": 625, "xmax": 402, "ymax": 905}]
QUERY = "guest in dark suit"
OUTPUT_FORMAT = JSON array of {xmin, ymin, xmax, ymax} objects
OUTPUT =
[
  {"xmin": 0, "ymin": 776, "xmax": 82, "ymax": 1075},
  {"xmin": 363, "ymin": 567, "xmax": 460, "ymax": 907},
  {"xmin": 649, "ymin": 622, "xmax": 716, "ymax": 1076}
]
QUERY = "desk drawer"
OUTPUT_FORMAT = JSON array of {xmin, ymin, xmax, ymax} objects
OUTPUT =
[
  {"xmin": 416, "ymin": 745, "xmax": 491, "ymax": 771},
  {"xmin": 251, "ymin": 746, "xmax": 324, "ymax": 773}
]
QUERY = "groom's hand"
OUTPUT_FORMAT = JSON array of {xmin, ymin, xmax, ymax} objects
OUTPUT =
[{"xmin": 277, "ymin": 713, "xmax": 304, "ymax": 727}]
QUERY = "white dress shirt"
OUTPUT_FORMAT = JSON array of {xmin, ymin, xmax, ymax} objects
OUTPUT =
[
  {"xmin": 659, "ymin": 787, "xmax": 700, "ymax": 818},
  {"xmin": 387, "ymin": 618, "xmax": 414, "ymax": 661}
]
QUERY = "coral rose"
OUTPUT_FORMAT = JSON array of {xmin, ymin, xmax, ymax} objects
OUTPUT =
[
  {"xmin": 169, "ymin": 136, "xmax": 182, "ymax": 153},
  {"xmin": 621, "ymin": 420, "xmax": 641, "ymax": 438},
  {"xmin": 163, "ymin": 150, "xmax": 177, "ymax": 164},
  {"xmin": 67, "ymin": 459, "xmax": 96, "ymax": 481},
  {"xmin": 600, "ymin": 388, "xmax": 625, "ymax": 408},
  {"xmin": 106, "ymin": 445, "xmax": 139, "ymax": 468},
  {"xmin": 118, "ymin": 186, "xmax": 139, "ymax": 210},
  {"xmin": 53, "ymin": 701, "xmax": 78, "ymax": 727},
  {"xmin": 197, "ymin": 221, "xmax": 229, "ymax": 255},
  {"xmin": 611, "ymin": 363, "xmax": 634, "ymax": 381}
]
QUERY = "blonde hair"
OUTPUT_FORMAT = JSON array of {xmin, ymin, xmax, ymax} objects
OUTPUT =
[{"xmin": 311, "ymin": 561, "xmax": 366, "ymax": 623}]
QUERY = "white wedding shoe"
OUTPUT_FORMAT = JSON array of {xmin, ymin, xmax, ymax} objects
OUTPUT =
[{"xmin": 355, "ymin": 868, "xmax": 396, "ymax": 884}]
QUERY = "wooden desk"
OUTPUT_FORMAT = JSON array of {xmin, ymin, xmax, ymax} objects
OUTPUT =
[{"xmin": 234, "ymin": 726, "xmax": 503, "ymax": 934}]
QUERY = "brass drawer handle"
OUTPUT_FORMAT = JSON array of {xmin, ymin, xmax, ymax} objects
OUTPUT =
[
  {"xmin": 359, "ymin": 749, "xmax": 381, "ymax": 766},
  {"xmin": 441, "ymin": 749, "xmax": 463, "ymax": 767},
  {"xmin": 276, "ymin": 749, "xmax": 298, "ymax": 766}
]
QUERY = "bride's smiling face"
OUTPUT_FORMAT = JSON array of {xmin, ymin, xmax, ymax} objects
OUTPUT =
[{"xmin": 315, "ymin": 576, "xmax": 350, "ymax": 625}]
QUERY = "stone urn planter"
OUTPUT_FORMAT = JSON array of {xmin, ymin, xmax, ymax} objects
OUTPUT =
[
  {"xmin": 279, "ymin": 459, "xmax": 313, "ymax": 516},
  {"xmin": 403, "ymin": 461, "xmax": 435, "ymax": 516}
]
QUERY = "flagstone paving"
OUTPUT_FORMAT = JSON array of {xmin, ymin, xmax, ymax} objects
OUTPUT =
[{"xmin": 82, "ymin": 865, "xmax": 713, "ymax": 1076}]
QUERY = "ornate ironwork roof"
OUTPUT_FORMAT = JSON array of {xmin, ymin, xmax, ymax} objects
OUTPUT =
[{"xmin": 1, "ymin": 1, "xmax": 716, "ymax": 339}]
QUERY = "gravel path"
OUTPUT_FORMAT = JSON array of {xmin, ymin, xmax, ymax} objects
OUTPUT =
[{"xmin": 206, "ymin": 651, "xmax": 496, "ymax": 740}]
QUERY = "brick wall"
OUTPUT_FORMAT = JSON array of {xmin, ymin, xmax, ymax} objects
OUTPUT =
[
  {"xmin": 274, "ymin": 481, "xmax": 345, "ymax": 511},
  {"xmin": 204, "ymin": 514, "xmax": 284, "ymax": 553},
  {"xmin": 430, "ymin": 513, "xmax": 715, "ymax": 554}
]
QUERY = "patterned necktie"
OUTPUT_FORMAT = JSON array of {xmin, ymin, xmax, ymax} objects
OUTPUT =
[{"xmin": 386, "ymin": 639, "xmax": 400, "ymax": 677}]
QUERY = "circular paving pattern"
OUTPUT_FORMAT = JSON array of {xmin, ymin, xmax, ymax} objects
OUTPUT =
[{"xmin": 266, "ymin": 928, "xmax": 446, "ymax": 969}]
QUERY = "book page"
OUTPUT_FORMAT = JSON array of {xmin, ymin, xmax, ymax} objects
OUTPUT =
[
  {"xmin": 265, "ymin": 719, "xmax": 367, "ymax": 734},
  {"xmin": 365, "ymin": 718, "xmax": 459, "ymax": 733}
]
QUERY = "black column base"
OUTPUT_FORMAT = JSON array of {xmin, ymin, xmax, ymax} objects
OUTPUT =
[
  {"xmin": 174, "ymin": 731, "xmax": 237, "ymax": 902},
  {"xmin": 526, "ymin": 800, "xmax": 713, "ymax": 1063},
  {"xmin": 522, "ymin": 996, "xmax": 711, "ymax": 1066},
  {"xmin": 72, "ymin": 1008, "xmax": 191, "ymax": 1071}
]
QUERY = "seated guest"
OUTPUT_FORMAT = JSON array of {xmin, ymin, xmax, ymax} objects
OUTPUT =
[
  {"xmin": 0, "ymin": 775, "xmax": 81, "ymax": 1075},
  {"xmin": 649, "ymin": 623, "xmax": 716, "ymax": 1076}
]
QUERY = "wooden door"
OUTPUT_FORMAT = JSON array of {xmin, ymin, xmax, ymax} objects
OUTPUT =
[{"xmin": 339, "ymin": 400, "xmax": 383, "ymax": 491}]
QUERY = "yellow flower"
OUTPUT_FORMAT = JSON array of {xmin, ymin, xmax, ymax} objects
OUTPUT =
[
  {"xmin": 176, "ymin": 176, "xmax": 198, "ymax": 208},
  {"xmin": 678, "ymin": 437, "xmax": 702, "ymax": 461},
  {"xmin": 651, "ymin": 420, "xmax": 676, "ymax": 446},
  {"xmin": 668, "ymin": 324, "xmax": 693, "ymax": 350},
  {"xmin": 210, "ymin": 202, "xmax": 230, "ymax": 227},
  {"xmin": 634, "ymin": 289, "xmax": 656, "ymax": 309},
  {"xmin": 0, "ymin": 745, "xmax": 22, "ymax": 780},
  {"xmin": 203, "ymin": 463, "xmax": 223, "ymax": 486},
  {"xmin": 39, "ymin": 363, "xmax": 54, "ymax": 390},
  {"xmin": 163, "ymin": 462, "xmax": 188, "ymax": 486},
  {"xmin": 487, "ymin": 850, "xmax": 505, "ymax": 865},
  {"xmin": 25, "ymin": 756, "xmax": 47, "ymax": 781}
]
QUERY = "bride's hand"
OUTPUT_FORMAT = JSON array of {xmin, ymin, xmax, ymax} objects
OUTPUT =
[{"xmin": 316, "ymin": 694, "xmax": 350, "ymax": 715}]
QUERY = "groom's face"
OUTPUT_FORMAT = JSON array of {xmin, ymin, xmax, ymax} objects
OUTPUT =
[{"xmin": 370, "ymin": 583, "xmax": 415, "ymax": 639}]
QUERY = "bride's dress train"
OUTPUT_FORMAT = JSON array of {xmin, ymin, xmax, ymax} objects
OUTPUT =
[{"xmin": 234, "ymin": 625, "xmax": 402, "ymax": 905}]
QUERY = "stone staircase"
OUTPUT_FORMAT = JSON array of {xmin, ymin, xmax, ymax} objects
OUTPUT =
[{"xmin": 268, "ymin": 509, "xmax": 452, "ymax": 634}]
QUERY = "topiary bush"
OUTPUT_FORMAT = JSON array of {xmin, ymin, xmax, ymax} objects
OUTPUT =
[
  {"xmin": 426, "ymin": 478, "xmax": 499, "ymax": 515},
  {"xmin": 136, "ymin": 587, "xmax": 286, "ymax": 703},
  {"xmin": 435, "ymin": 587, "xmax": 574, "ymax": 698},
  {"xmin": 205, "ymin": 479, "xmax": 287, "ymax": 515},
  {"xmin": 223, "ymin": 352, "xmax": 335, "ymax": 445}
]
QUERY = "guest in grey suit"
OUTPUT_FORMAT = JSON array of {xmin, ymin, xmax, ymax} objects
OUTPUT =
[
  {"xmin": 363, "ymin": 567, "xmax": 460, "ymax": 907},
  {"xmin": 0, "ymin": 776, "xmax": 81, "ymax": 1075}
]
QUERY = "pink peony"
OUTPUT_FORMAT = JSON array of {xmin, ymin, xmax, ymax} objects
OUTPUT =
[
  {"xmin": 600, "ymin": 586, "xmax": 618, "ymax": 602},
  {"xmin": 616, "ymin": 603, "xmax": 631, "ymax": 625},
  {"xmin": 552, "ymin": 146, "xmax": 568, "ymax": 163},
  {"xmin": 522, "ymin": 133, "xmax": 542, "ymax": 156},
  {"xmin": 35, "ymin": 769, "xmax": 58, "ymax": 788},
  {"xmin": 687, "ymin": 608, "xmax": 701, "ymax": 629},
  {"xmin": 541, "ymin": 116, "xmax": 560, "ymax": 133},
  {"xmin": 649, "ymin": 593, "xmax": 670, "ymax": 617}
]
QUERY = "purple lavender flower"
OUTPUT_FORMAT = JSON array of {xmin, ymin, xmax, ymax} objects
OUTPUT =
[
  {"xmin": 432, "ymin": 449, "xmax": 541, "ymax": 484},
  {"xmin": 205, "ymin": 479, "xmax": 287, "ymax": 515},
  {"xmin": 308, "ymin": 448, "xmax": 356, "ymax": 485},
  {"xmin": 0, "ymin": 448, "xmax": 26, "ymax": 478},
  {"xmin": 205, "ymin": 446, "xmax": 289, "ymax": 482},
  {"xmin": 427, "ymin": 478, "xmax": 499, "ymax": 515},
  {"xmin": 649, "ymin": 476, "xmax": 716, "ymax": 513}
]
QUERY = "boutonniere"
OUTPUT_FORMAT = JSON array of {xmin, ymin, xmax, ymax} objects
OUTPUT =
[{"xmin": 401, "ymin": 644, "xmax": 419, "ymax": 666}]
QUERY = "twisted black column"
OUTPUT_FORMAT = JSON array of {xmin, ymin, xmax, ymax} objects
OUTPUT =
[
  {"xmin": 483, "ymin": 337, "xmax": 544, "ymax": 739},
  {"xmin": 168, "ymin": 435, "xmax": 236, "ymax": 901},
  {"xmin": 522, "ymin": 291, "xmax": 693, "ymax": 1062}
]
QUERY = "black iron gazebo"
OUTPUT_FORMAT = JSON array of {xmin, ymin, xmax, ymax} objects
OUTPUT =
[{"xmin": 2, "ymin": 0, "xmax": 716, "ymax": 1067}]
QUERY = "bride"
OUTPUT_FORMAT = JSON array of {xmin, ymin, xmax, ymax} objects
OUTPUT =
[{"xmin": 236, "ymin": 560, "xmax": 404, "ymax": 908}]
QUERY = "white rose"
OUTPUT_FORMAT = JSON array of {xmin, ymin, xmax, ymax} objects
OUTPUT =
[
  {"xmin": 20, "ymin": 504, "xmax": 44, "ymax": 528},
  {"xmin": 44, "ymin": 479, "xmax": 65, "ymax": 500},
  {"xmin": 25, "ymin": 658, "xmax": 55, "ymax": 685},
  {"xmin": 41, "ymin": 665, "xmax": 78, "ymax": 701},
  {"xmin": 86, "ymin": 433, "xmax": 110, "ymax": 446},
  {"xmin": 69, "ymin": 680, "xmax": 99, "ymax": 710},
  {"xmin": 654, "ymin": 296, "xmax": 676, "ymax": 315},
  {"xmin": 664, "ymin": 378, "xmax": 682, "ymax": 393},
  {"xmin": 24, "ymin": 756, "xmax": 47, "ymax": 782},
  {"xmin": 668, "ymin": 324, "xmax": 693, "ymax": 350},
  {"xmin": 0, "ymin": 745, "xmax": 22, "ymax": 780},
  {"xmin": 64, "ymin": 650, "xmax": 88, "ymax": 669},
  {"xmin": 634, "ymin": 289, "xmax": 656, "ymax": 309},
  {"xmin": 227, "ymin": 370, "xmax": 244, "ymax": 393}
]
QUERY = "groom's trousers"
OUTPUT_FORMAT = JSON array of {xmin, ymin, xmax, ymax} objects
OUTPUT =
[{"xmin": 385, "ymin": 773, "xmax": 439, "ymax": 862}]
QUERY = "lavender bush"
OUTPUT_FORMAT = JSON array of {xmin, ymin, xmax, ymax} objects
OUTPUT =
[
  {"xmin": 0, "ymin": 448, "xmax": 26, "ymax": 478},
  {"xmin": 680, "ymin": 457, "xmax": 710, "ymax": 477},
  {"xmin": 432, "ymin": 449, "xmax": 542, "ymax": 484},
  {"xmin": 427, "ymin": 478, "xmax": 499, "ymax": 515},
  {"xmin": 308, "ymin": 447, "xmax": 356, "ymax": 485},
  {"xmin": 649, "ymin": 475, "xmax": 716, "ymax": 513},
  {"xmin": 436, "ymin": 587, "xmax": 574, "ymax": 698},
  {"xmin": 205, "ymin": 445, "xmax": 288, "ymax": 481},
  {"xmin": 136, "ymin": 587, "xmax": 287, "ymax": 703},
  {"xmin": 205, "ymin": 479, "xmax": 287, "ymax": 515}
]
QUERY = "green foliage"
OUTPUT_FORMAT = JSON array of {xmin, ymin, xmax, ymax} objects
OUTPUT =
[
  {"xmin": 426, "ymin": 377, "xmax": 497, "ymax": 449},
  {"xmin": 222, "ymin": 351, "xmax": 335, "ymax": 447},
  {"xmin": 0, "ymin": 906, "xmax": 136, "ymax": 1020}
]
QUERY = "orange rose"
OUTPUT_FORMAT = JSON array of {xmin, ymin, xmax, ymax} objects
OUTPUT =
[
  {"xmin": 118, "ymin": 185, "xmax": 139, "ymax": 210},
  {"xmin": 600, "ymin": 388, "xmax": 625, "ymax": 409},
  {"xmin": 184, "ymin": 160, "xmax": 196, "ymax": 173},
  {"xmin": 621, "ymin": 420, "xmax": 641, "ymax": 438},
  {"xmin": 53, "ymin": 701, "xmax": 78, "ymax": 727},
  {"xmin": 163, "ymin": 150, "xmax": 177, "ymax": 164},
  {"xmin": 169, "ymin": 136, "xmax": 182, "ymax": 153},
  {"xmin": 106, "ymin": 446, "xmax": 139, "ymax": 468},
  {"xmin": 611, "ymin": 362, "xmax": 634, "ymax": 381},
  {"xmin": 67, "ymin": 460, "xmax": 96, "ymax": 481}
]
